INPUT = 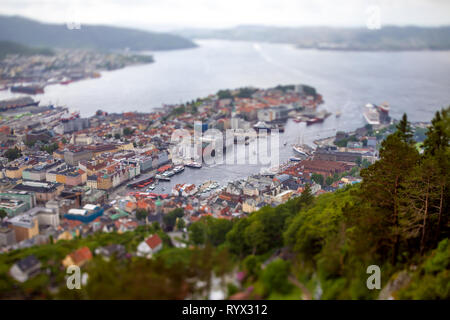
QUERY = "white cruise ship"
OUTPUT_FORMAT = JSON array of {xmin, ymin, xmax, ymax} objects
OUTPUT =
[{"xmin": 363, "ymin": 103, "xmax": 381, "ymax": 125}]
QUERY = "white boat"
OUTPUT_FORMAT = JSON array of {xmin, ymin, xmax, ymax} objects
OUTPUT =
[
  {"xmin": 363, "ymin": 103, "xmax": 381, "ymax": 125},
  {"xmin": 155, "ymin": 174, "xmax": 170, "ymax": 181},
  {"xmin": 165, "ymin": 170, "xmax": 175, "ymax": 177},
  {"xmin": 292, "ymin": 144, "xmax": 311, "ymax": 157},
  {"xmin": 173, "ymin": 165, "xmax": 185, "ymax": 173},
  {"xmin": 185, "ymin": 161, "xmax": 202, "ymax": 169}
]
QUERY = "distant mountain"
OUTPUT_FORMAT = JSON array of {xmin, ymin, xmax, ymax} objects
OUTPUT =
[
  {"xmin": 0, "ymin": 40, "xmax": 54, "ymax": 59},
  {"xmin": 177, "ymin": 25, "xmax": 450, "ymax": 51},
  {"xmin": 0, "ymin": 15, "xmax": 197, "ymax": 51}
]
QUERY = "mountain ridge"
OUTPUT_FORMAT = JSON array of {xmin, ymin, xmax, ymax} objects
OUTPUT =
[
  {"xmin": 0, "ymin": 15, "xmax": 197, "ymax": 51},
  {"xmin": 176, "ymin": 25, "xmax": 450, "ymax": 51}
]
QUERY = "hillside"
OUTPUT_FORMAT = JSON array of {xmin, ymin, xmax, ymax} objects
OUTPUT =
[
  {"xmin": 0, "ymin": 15, "xmax": 197, "ymax": 51},
  {"xmin": 177, "ymin": 25, "xmax": 450, "ymax": 51},
  {"xmin": 0, "ymin": 40, "xmax": 54, "ymax": 59}
]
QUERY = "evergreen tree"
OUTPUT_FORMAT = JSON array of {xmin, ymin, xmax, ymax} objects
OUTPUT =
[
  {"xmin": 423, "ymin": 108, "xmax": 449, "ymax": 156},
  {"xmin": 395, "ymin": 113, "xmax": 414, "ymax": 144},
  {"xmin": 360, "ymin": 133, "xmax": 419, "ymax": 264}
]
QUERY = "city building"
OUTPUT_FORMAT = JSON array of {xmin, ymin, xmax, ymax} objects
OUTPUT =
[
  {"xmin": 8, "ymin": 214, "xmax": 39, "ymax": 242},
  {"xmin": 0, "ymin": 227, "xmax": 15, "ymax": 246},
  {"xmin": 9, "ymin": 255, "xmax": 42, "ymax": 283},
  {"xmin": 63, "ymin": 204, "xmax": 104, "ymax": 223},
  {"xmin": 136, "ymin": 234, "xmax": 162, "ymax": 258},
  {"xmin": 62, "ymin": 246, "xmax": 93, "ymax": 268},
  {"xmin": 0, "ymin": 191, "xmax": 36, "ymax": 217},
  {"xmin": 13, "ymin": 181, "xmax": 63, "ymax": 203}
]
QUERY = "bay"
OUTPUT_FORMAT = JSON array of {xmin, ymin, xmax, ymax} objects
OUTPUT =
[{"xmin": 1, "ymin": 39, "xmax": 449, "ymax": 190}]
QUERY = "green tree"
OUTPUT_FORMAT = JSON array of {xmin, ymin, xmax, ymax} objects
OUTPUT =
[
  {"xmin": 423, "ymin": 108, "xmax": 449, "ymax": 157},
  {"xmin": 0, "ymin": 209, "xmax": 7, "ymax": 220},
  {"xmin": 41, "ymin": 142, "xmax": 58, "ymax": 154},
  {"xmin": 123, "ymin": 127, "xmax": 134, "ymax": 136},
  {"xmin": 311, "ymin": 173, "xmax": 324, "ymax": 186},
  {"xmin": 298, "ymin": 184, "xmax": 314, "ymax": 207},
  {"xmin": 261, "ymin": 258, "xmax": 293, "ymax": 295},
  {"xmin": 217, "ymin": 89, "xmax": 233, "ymax": 99},
  {"xmin": 163, "ymin": 208, "xmax": 184, "ymax": 231},
  {"xmin": 136, "ymin": 209, "xmax": 148, "ymax": 221},
  {"xmin": 207, "ymin": 218, "xmax": 233, "ymax": 246},
  {"xmin": 243, "ymin": 255, "xmax": 260, "ymax": 279},
  {"xmin": 226, "ymin": 218, "xmax": 251, "ymax": 256},
  {"xmin": 244, "ymin": 219, "xmax": 269, "ymax": 255},
  {"xmin": 4, "ymin": 147, "xmax": 22, "ymax": 161},
  {"xmin": 189, "ymin": 221, "xmax": 207, "ymax": 245},
  {"xmin": 326, "ymin": 175, "xmax": 334, "ymax": 186},
  {"xmin": 360, "ymin": 133, "xmax": 419, "ymax": 264},
  {"xmin": 176, "ymin": 218, "xmax": 185, "ymax": 231},
  {"xmin": 396, "ymin": 113, "xmax": 414, "ymax": 144}
]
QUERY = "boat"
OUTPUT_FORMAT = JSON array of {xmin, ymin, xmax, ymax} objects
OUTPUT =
[
  {"xmin": 60, "ymin": 77, "xmax": 73, "ymax": 85},
  {"xmin": 173, "ymin": 165, "xmax": 185, "ymax": 174},
  {"xmin": 165, "ymin": 170, "xmax": 175, "ymax": 177},
  {"xmin": 289, "ymin": 157, "xmax": 302, "ymax": 162},
  {"xmin": 155, "ymin": 174, "xmax": 171, "ymax": 181},
  {"xmin": 363, "ymin": 103, "xmax": 390, "ymax": 125},
  {"xmin": 363, "ymin": 103, "xmax": 381, "ymax": 125},
  {"xmin": 306, "ymin": 117, "xmax": 324, "ymax": 125},
  {"xmin": 293, "ymin": 118, "xmax": 302, "ymax": 123},
  {"xmin": 10, "ymin": 85, "xmax": 44, "ymax": 95},
  {"xmin": 185, "ymin": 161, "xmax": 202, "ymax": 169},
  {"xmin": 292, "ymin": 144, "xmax": 314, "ymax": 157}
]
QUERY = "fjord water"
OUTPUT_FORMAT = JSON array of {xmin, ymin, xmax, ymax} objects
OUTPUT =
[
  {"xmin": 2, "ymin": 39, "xmax": 449, "ymax": 187},
  {"xmin": 4, "ymin": 39, "xmax": 449, "ymax": 122}
]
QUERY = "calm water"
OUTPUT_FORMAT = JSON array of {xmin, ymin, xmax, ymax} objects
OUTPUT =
[{"xmin": 2, "ymin": 39, "xmax": 449, "ymax": 189}]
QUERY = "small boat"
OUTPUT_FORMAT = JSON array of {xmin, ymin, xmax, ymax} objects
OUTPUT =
[
  {"xmin": 185, "ymin": 161, "xmax": 202, "ymax": 169},
  {"xmin": 173, "ymin": 165, "xmax": 185, "ymax": 173},
  {"xmin": 306, "ymin": 117, "xmax": 324, "ymax": 125},
  {"xmin": 292, "ymin": 144, "xmax": 314, "ymax": 157},
  {"xmin": 165, "ymin": 170, "xmax": 175, "ymax": 177},
  {"xmin": 289, "ymin": 157, "xmax": 302, "ymax": 162},
  {"xmin": 155, "ymin": 174, "xmax": 170, "ymax": 181},
  {"xmin": 60, "ymin": 77, "xmax": 73, "ymax": 85}
]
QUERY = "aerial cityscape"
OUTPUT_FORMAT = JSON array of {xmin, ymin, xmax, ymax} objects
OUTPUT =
[{"xmin": 0, "ymin": 0, "xmax": 448, "ymax": 306}]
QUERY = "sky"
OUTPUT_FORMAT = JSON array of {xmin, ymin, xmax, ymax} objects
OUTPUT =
[{"xmin": 1, "ymin": 0, "xmax": 449, "ymax": 31}]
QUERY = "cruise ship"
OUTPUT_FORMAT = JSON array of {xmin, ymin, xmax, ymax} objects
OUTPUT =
[{"xmin": 363, "ymin": 103, "xmax": 390, "ymax": 125}]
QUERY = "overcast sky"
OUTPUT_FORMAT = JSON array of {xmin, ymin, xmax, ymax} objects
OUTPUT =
[{"xmin": 1, "ymin": 0, "xmax": 449, "ymax": 31}]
